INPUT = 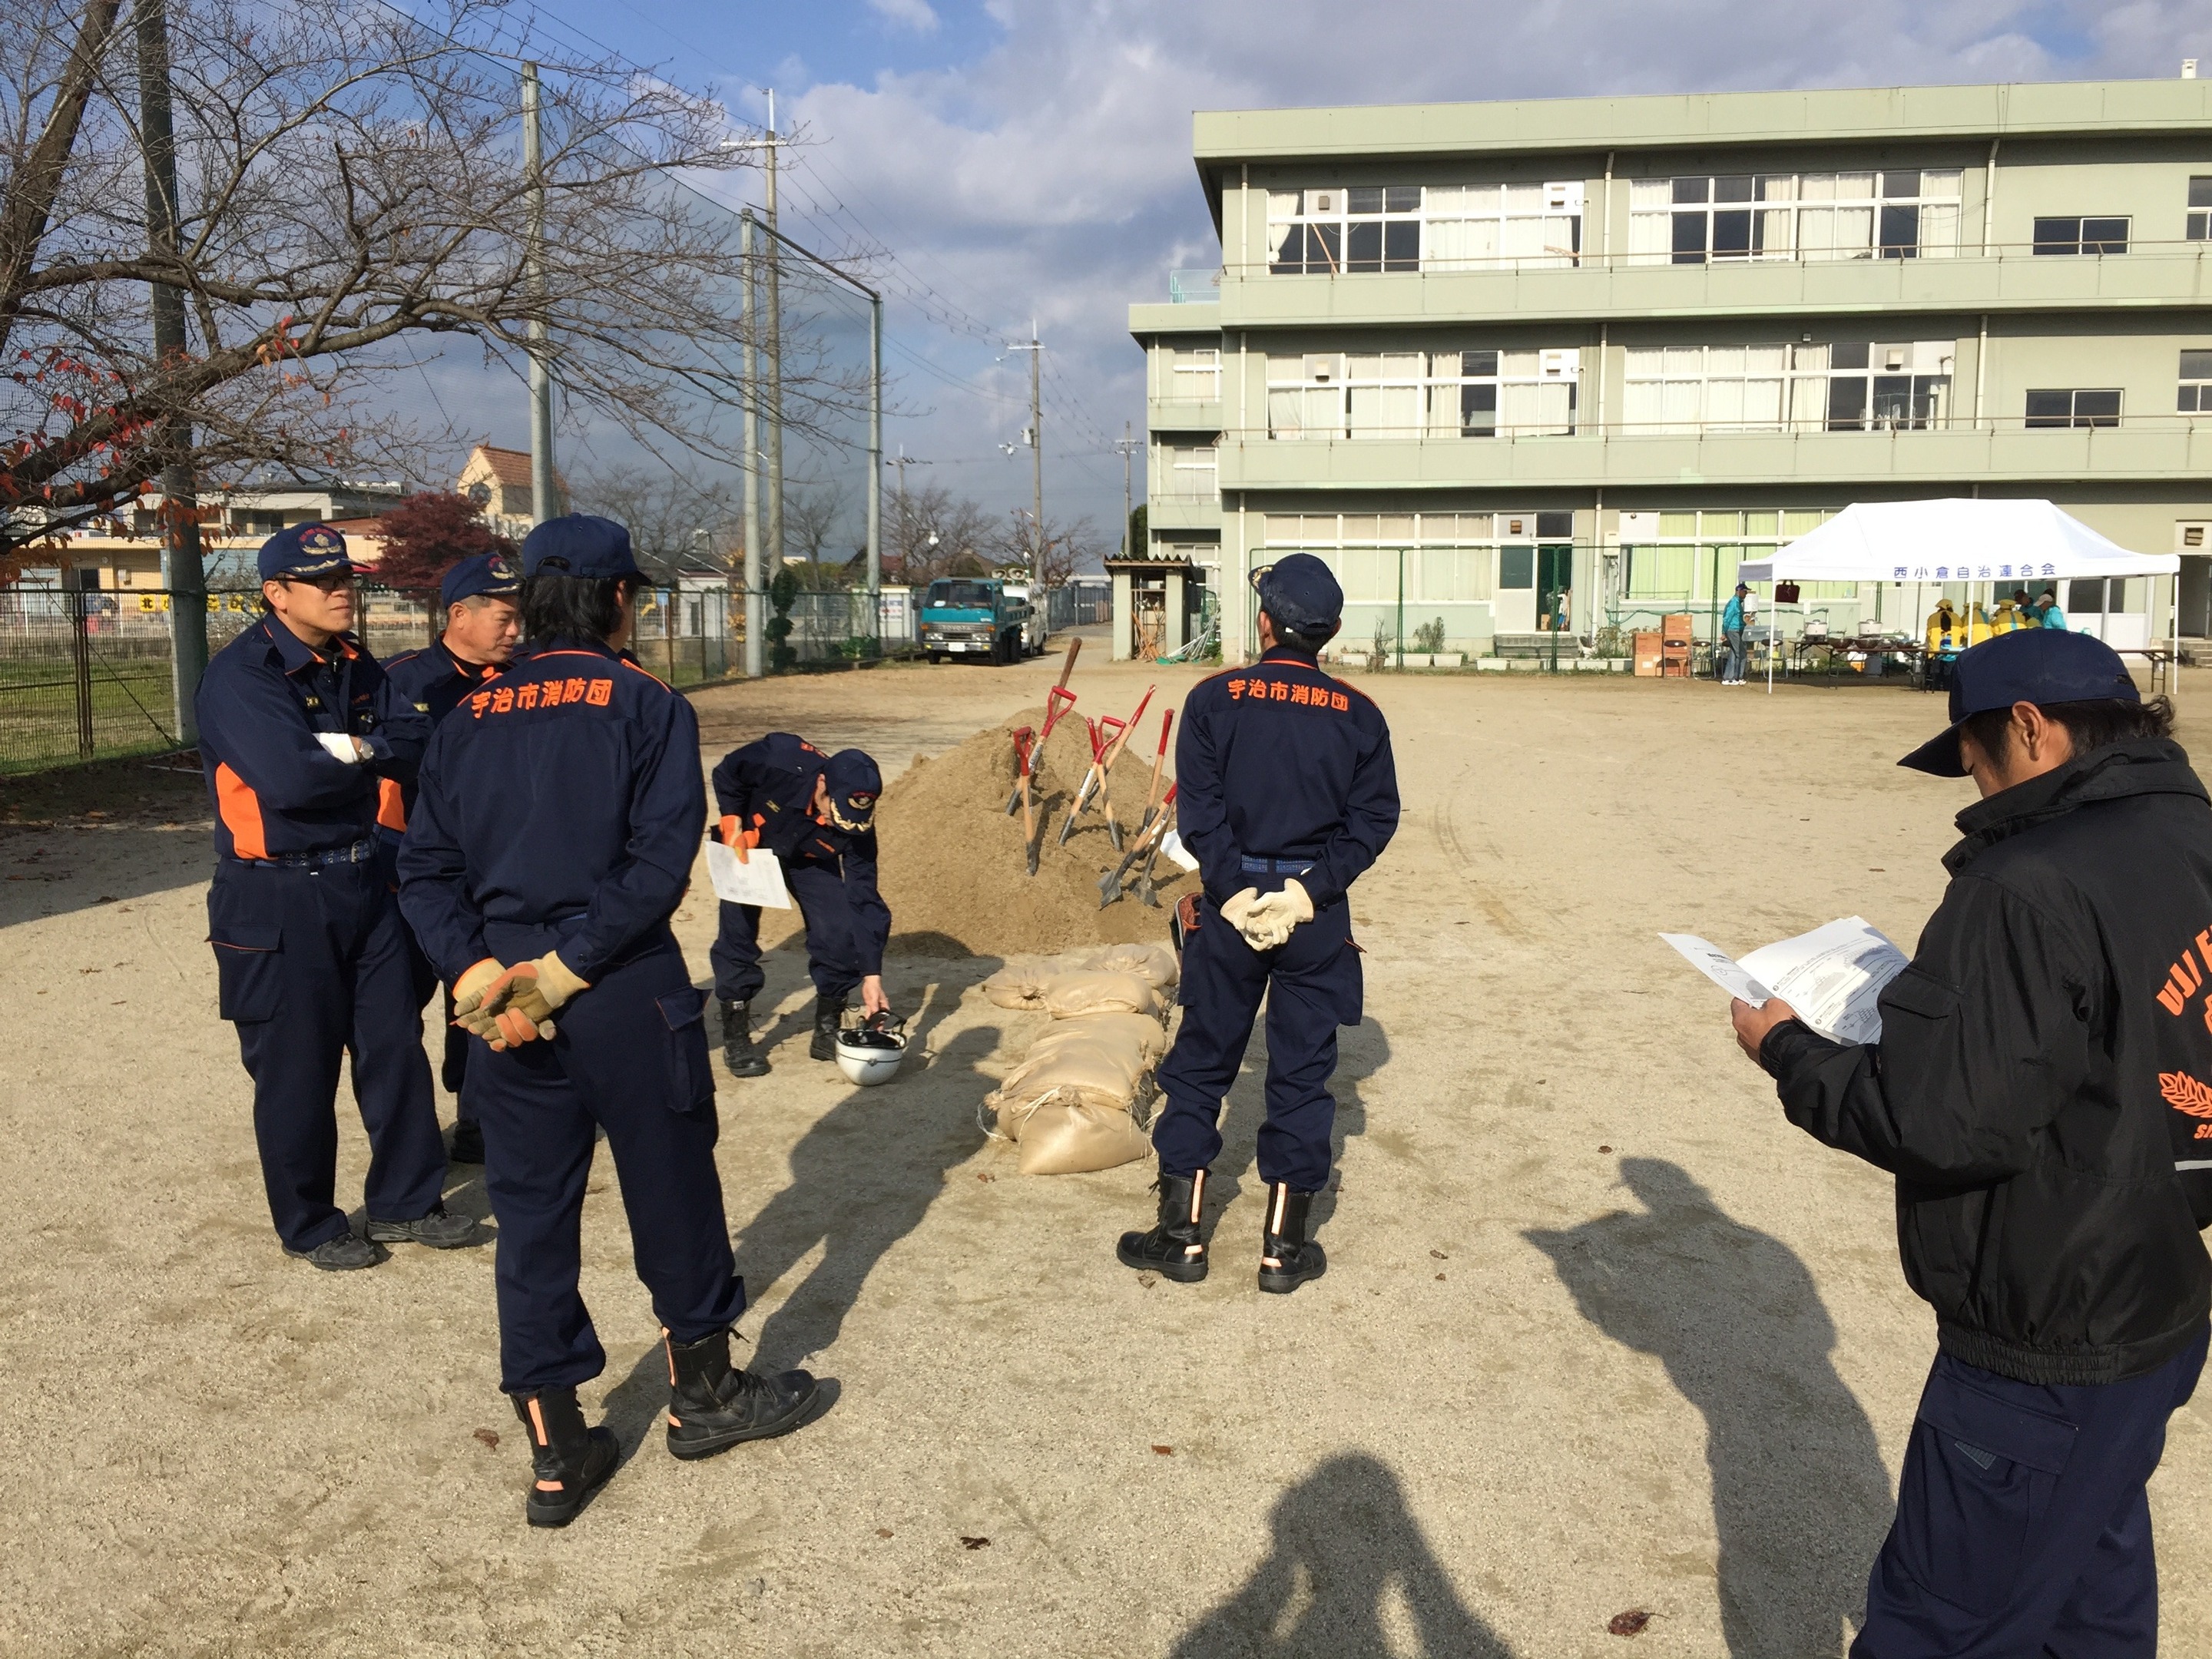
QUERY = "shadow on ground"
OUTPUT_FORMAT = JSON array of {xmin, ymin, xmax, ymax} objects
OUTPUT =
[
  {"xmin": 1171, "ymin": 1452, "xmax": 1512, "ymax": 1658},
  {"xmin": 1525, "ymin": 1157, "xmax": 1892, "ymax": 1657}
]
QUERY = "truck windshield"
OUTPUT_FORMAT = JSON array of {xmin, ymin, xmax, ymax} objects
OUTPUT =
[{"xmin": 927, "ymin": 581, "xmax": 993, "ymax": 608}]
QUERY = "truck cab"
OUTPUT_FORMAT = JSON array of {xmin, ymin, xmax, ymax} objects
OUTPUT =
[{"xmin": 920, "ymin": 578, "xmax": 1033, "ymax": 664}]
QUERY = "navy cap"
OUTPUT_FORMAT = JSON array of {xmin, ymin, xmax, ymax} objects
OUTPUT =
[
  {"xmin": 520, "ymin": 514, "xmax": 641, "ymax": 580},
  {"xmin": 1250, "ymin": 552, "xmax": 1344, "ymax": 636},
  {"xmin": 823, "ymin": 749, "xmax": 882, "ymax": 831},
  {"xmin": 439, "ymin": 551, "xmax": 522, "ymax": 610},
  {"xmin": 1899, "ymin": 627, "xmax": 2139, "ymax": 777},
  {"xmin": 257, "ymin": 522, "xmax": 354, "ymax": 581}
]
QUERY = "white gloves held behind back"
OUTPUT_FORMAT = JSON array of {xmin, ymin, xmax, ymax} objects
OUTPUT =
[{"xmin": 1219, "ymin": 879, "xmax": 1315, "ymax": 952}]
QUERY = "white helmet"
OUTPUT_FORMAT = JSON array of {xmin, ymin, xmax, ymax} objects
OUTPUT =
[{"xmin": 834, "ymin": 1015, "xmax": 908, "ymax": 1087}]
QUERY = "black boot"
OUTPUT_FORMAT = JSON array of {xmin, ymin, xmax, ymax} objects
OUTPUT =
[
  {"xmin": 809, "ymin": 992, "xmax": 848, "ymax": 1061},
  {"xmin": 720, "ymin": 998, "xmax": 770, "ymax": 1078},
  {"xmin": 1257, "ymin": 1182, "xmax": 1326, "ymax": 1295},
  {"xmin": 663, "ymin": 1328, "xmax": 820, "ymax": 1461},
  {"xmin": 1116, "ymin": 1169, "xmax": 1209, "ymax": 1282},
  {"xmin": 510, "ymin": 1386, "xmax": 618, "ymax": 1528}
]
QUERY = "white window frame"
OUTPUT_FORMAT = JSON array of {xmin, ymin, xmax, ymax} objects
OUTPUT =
[
  {"xmin": 1265, "ymin": 182, "xmax": 1584, "ymax": 276},
  {"xmin": 1628, "ymin": 168, "xmax": 1962, "ymax": 267}
]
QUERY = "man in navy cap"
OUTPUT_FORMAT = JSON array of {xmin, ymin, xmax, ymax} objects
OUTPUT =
[
  {"xmin": 380, "ymin": 551, "xmax": 523, "ymax": 1164},
  {"xmin": 708, "ymin": 735, "xmax": 889, "ymax": 1075},
  {"xmin": 194, "ymin": 523, "xmax": 472, "ymax": 1270},
  {"xmin": 1730, "ymin": 627, "xmax": 2212, "ymax": 1656},
  {"xmin": 1118, "ymin": 552, "xmax": 1399, "ymax": 1293},
  {"xmin": 400, "ymin": 514, "xmax": 817, "ymax": 1528}
]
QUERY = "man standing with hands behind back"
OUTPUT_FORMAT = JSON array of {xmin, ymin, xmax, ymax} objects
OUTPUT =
[{"xmin": 1731, "ymin": 628, "xmax": 2211, "ymax": 1656}]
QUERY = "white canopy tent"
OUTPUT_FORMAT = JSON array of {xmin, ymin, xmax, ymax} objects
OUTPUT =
[{"xmin": 1734, "ymin": 498, "xmax": 2181, "ymax": 697}]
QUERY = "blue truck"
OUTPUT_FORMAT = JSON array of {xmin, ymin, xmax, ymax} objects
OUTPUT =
[{"xmin": 920, "ymin": 577, "xmax": 1038, "ymax": 664}]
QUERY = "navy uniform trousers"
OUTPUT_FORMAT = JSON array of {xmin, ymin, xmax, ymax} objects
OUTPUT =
[
  {"xmin": 470, "ymin": 921, "xmax": 745, "ymax": 1392},
  {"xmin": 399, "ymin": 930, "xmax": 476, "ymax": 1114},
  {"xmin": 1153, "ymin": 867, "xmax": 1363, "ymax": 1194},
  {"xmin": 1853, "ymin": 1321, "xmax": 2208, "ymax": 1658},
  {"xmin": 710, "ymin": 857, "xmax": 864, "ymax": 1005},
  {"xmin": 207, "ymin": 857, "xmax": 445, "ymax": 1253}
]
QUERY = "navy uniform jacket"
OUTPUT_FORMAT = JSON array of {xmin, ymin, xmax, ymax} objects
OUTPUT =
[
  {"xmin": 711, "ymin": 731, "xmax": 889, "ymax": 976},
  {"xmin": 378, "ymin": 637, "xmax": 503, "ymax": 828},
  {"xmin": 1177, "ymin": 646, "xmax": 1399, "ymax": 906},
  {"xmin": 396, "ymin": 637, "xmax": 704, "ymax": 985},
  {"xmin": 194, "ymin": 615, "xmax": 427, "ymax": 860}
]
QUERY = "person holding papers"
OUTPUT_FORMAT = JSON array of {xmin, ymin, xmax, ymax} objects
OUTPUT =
[
  {"xmin": 399, "ymin": 515, "xmax": 817, "ymax": 1527},
  {"xmin": 1728, "ymin": 627, "xmax": 2211, "ymax": 1657},
  {"xmin": 709, "ymin": 733, "xmax": 889, "ymax": 1076}
]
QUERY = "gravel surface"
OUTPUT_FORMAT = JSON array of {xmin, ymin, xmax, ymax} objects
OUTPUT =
[{"xmin": 5, "ymin": 651, "xmax": 2209, "ymax": 1657}]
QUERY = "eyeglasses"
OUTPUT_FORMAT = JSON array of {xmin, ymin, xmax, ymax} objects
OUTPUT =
[{"xmin": 278, "ymin": 571, "xmax": 355, "ymax": 594}]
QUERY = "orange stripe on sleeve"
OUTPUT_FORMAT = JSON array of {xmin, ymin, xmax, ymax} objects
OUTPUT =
[
  {"xmin": 215, "ymin": 763, "xmax": 268, "ymax": 859},
  {"xmin": 376, "ymin": 777, "xmax": 407, "ymax": 833}
]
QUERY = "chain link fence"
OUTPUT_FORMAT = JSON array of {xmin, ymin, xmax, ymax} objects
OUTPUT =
[{"xmin": 0, "ymin": 584, "xmax": 752, "ymax": 774}]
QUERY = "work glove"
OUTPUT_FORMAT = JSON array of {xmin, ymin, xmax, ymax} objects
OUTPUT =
[
  {"xmin": 474, "ymin": 951, "xmax": 591, "ymax": 1050},
  {"xmin": 1218, "ymin": 887, "xmax": 1264, "ymax": 946},
  {"xmin": 450, "ymin": 957, "xmax": 512, "ymax": 1044},
  {"xmin": 717, "ymin": 815, "xmax": 758, "ymax": 863},
  {"xmin": 1239, "ymin": 879, "xmax": 1314, "ymax": 951},
  {"xmin": 315, "ymin": 732, "xmax": 368, "ymax": 763}
]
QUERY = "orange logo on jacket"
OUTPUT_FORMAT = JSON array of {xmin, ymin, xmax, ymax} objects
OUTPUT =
[
  {"xmin": 469, "ymin": 677, "xmax": 613, "ymax": 717},
  {"xmin": 1227, "ymin": 676, "xmax": 1349, "ymax": 712},
  {"xmin": 2159, "ymin": 1071, "xmax": 2212, "ymax": 1137}
]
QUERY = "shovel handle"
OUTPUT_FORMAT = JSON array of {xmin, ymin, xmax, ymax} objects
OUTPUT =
[
  {"xmin": 1054, "ymin": 636, "xmax": 1081, "ymax": 690},
  {"xmin": 1103, "ymin": 685, "xmax": 1154, "ymax": 769},
  {"xmin": 1141, "ymin": 709, "xmax": 1173, "ymax": 817}
]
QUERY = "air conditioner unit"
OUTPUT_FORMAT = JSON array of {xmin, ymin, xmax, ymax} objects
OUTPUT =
[
  {"xmin": 1617, "ymin": 510, "xmax": 1661, "ymax": 542},
  {"xmin": 2177, "ymin": 522, "xmax": 2210, "ymax": 551},
  {"xmin": 1539, "ymin": 348, "xmax": 1581, "ymax": 379},
  {"xmin": 1306, "ymin": 190, "xmax": 1339, "ymax": 216},
  {"xmin": 1304, "ymin": 353, "xmax": 1346, "ymax": 382},
  {"xmin": 1545, "ymin": 180, "xmax": 1586, "ymax": 212}
]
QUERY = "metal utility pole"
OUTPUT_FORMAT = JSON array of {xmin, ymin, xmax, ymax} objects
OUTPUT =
[
  {"xmin": 763, "ymin": 90, "xmax": 784, "ymax": 573},
  {"xmin": 137, "ymin": 0, "xmax": 204, "ymax": 743},
  {"xmin": 1115, "ymin": 422, "xmax": 1140, "ymax": 555},
  {"xmin": 740, "ymin": 210, "xmax": 762, "ymax": 678},
  {"xmin": 522, "ymin": 63, "xmax": 555, "ymax": 523},
  {"xmin": 1005, "ymin": 326, "xmax": 1043, "ymax": 568},
  {"xmin": 867, "ymin": 290, "xmax": 882, "ymax": 624}
]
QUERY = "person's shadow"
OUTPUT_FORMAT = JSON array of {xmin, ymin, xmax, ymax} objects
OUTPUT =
[
  {"xmin": 1526, "ymin": 1158, "xmax": 1892, "ymax": 1657},
  {"xmin": 731, "ymin": 1012, "xmax": 998, "ymax": 1371},
  {"xmin": 1171, "ymin": 1452, "xmax": 1512, "ymax": 1658}
]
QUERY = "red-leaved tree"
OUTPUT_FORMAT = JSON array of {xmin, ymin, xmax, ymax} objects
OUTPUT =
[{"xmin": 369, "ymin": 492, "xmax": 510, "ymax": 597}]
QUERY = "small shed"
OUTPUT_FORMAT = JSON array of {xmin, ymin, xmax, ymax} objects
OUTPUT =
[{"xmin": 1107, "ymin": 555, "xmax": 1203, "ymax": 662}]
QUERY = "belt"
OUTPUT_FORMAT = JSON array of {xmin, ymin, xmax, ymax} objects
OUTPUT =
[
  {"xmin": 235, "ymin": 839, "xmax": 376, "ymax": 869},
  {"xmin": 1240, "ymin": 856, "xmax": 1315, "ymax": 876}
]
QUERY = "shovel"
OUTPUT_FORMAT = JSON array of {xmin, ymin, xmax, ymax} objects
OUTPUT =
[
  {"xmin": 1009, "ymin": 725, "xmax": 1036, "ymax": 867},
  {"xmin": 1004, "ymin": 638, "xmax": 1083, "ymax": 815},
  {"xmin": 1098, "ymin": 783, "xmax": 1177, "ymax": 907},
  {"xmin": 1059, "ymin": 684, "xmax": 1153, "ymax": 849},
  {"xmin": 1134, "ymin": 805, "xmax": 1175, "ymax": 908},
  {"xmin": 1130, "ymin": 708, "xmax": 1173, "ymax": 839}
]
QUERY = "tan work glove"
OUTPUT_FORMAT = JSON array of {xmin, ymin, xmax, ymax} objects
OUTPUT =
[
  {"xmin": 475, "ymin": 951, "xmax": 591, "ymax": 1050},
  {"xmin": 1217, "ymin": 887, "xmax": 1263, "ymax": 944},
  {"xmin": 1239, "ymin": 879, "xmax": 1314, "ymax": 951},
  {"xmin": 449, "ymin": 958, "xmax": 506, "ymax": 1041}
]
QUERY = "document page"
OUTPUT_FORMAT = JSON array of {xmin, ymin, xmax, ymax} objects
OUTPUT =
[
  {"xmin": 705, "ymin": 841, "xmax": 792, "ymax": 909},
  {"xmin": 1662, "ymin": 916, "xmax": 1907, "ymax": 1045}
]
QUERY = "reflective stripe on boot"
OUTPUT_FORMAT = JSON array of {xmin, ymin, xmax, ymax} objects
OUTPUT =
[{"xmin": 1258, "ymin": 1181, "xmax": 1326, "ymax": 1295}]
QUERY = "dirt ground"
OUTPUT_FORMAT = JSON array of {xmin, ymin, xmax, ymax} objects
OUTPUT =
[{"xmin": 6, "ymin": 646, "xmax": 2212, "ymax": 1657}]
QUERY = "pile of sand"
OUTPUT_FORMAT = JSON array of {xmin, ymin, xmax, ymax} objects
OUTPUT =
[{"xmin": 870, "ymin": 705, "xmax": 1192, "ymax": 958}]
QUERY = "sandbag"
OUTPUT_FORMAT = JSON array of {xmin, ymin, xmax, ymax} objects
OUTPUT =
[
  {"xmin": 1038, "ymin": 970, "xmax": 1164, "ymax": 1021},
  {"xmin": 993, "ymin": 1035, "xmax": 1153, "ymax": 1112},
  {"xmin": 1083, "ymin": 942, "xmax": 1179, "ymax": 992},
  {"xmin": 1015, "ymin": 1097, "xmax": 1154, "ymax": 1174},
  {"xmin": 979, "ymin": 957, "xmax": 1057, "ymax": 1009},
  {"xmin": 1038, "ymin": 1010, "xmax": 1170, "ymax": 1064}
]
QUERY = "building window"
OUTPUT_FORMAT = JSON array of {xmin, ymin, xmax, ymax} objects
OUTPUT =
[
  {"xmin": 1266, "ymin": 183, "xmax": 1581, "ymax": 275},
  {"xmin": 2032, "ymin": 216, "xmax": 2130, "ymax": 256},
  {"xmin": 2025, "ymin": 389, "xmax": 2122, "ymax": 429},
  {"xmin": 2190, "ymin": 178, "xmax": 2212, "ymax": 240},
  {"xmin": 1265, "ymin": 349, "xmax": 1578, "ymax": 440},
  {"xmin": 2179, "ymin": 350, "xmax": 2212, "ymax": 412},
  {"xmin": 1164, "ymin": 442, "xmax": 1217, "ymax": 497},
  {"xmin": 1621, "ymin": 340, "xmax": 1952, "ymax": 434},
  {"xmin": 1630, "ymin": 169, "xmax": 1960, "ymax": 266},
  {"xmin": 1620, "ymin": 509, "xmax": 1856, "ymax": 608},
  {"xmin": 1165, "ymin": 348, "xmax": 1220, "ymax": 402}
]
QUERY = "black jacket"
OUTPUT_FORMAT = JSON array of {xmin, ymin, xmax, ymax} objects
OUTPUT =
[{"xmin": 1761, "ymin": 740, "xmax": 2212, "ymax": 1386}]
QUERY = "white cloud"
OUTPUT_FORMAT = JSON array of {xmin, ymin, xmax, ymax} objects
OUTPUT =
[
  {"xmin": 866, "ymin": 0, "xmax": 941, "ymax": 34},
  {"xmin": 725, "ymin": 2, "xmax": 2212, "ymax": 534}
]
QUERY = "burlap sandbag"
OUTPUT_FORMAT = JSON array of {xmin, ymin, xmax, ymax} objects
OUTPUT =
[
  {"xmin": 1083, "ymin": 942, "xmax": 1179, "ymax": 992},
  {"xmin": 979, "ymin": 956, "xmax": 1058, "ymax": 1009},
  {"xmin": 1047, "ymin": 1010, "xmax": 1170, "ymax": 1063},
  {"xmin": 1039, "ymin": 970, "xmax": 1164, "ymax": 1021},
  {"xmin": 993, "ymin": 1034, "xmax": 1151, "ymax": 1111},
  {"xmin": 1015, "ymin": 1097, "xmax": 1153, "ymax": 1175}
]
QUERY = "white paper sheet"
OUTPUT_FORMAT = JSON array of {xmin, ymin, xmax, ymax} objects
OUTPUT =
[
  {"xmin": 315, "ymin": 731, "xmax": 361, "ymax": 763},
  {"xmin": 1662, "ymin": 916, "xmax": 1907, "ymax": 1045},
  {"xmin": 705, "ymin": 841, "xmax": 791, "ymax": 909},
  {"xmin": 1158, "ymin": 830, "xmax": 1200, "ymax": 873}
]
